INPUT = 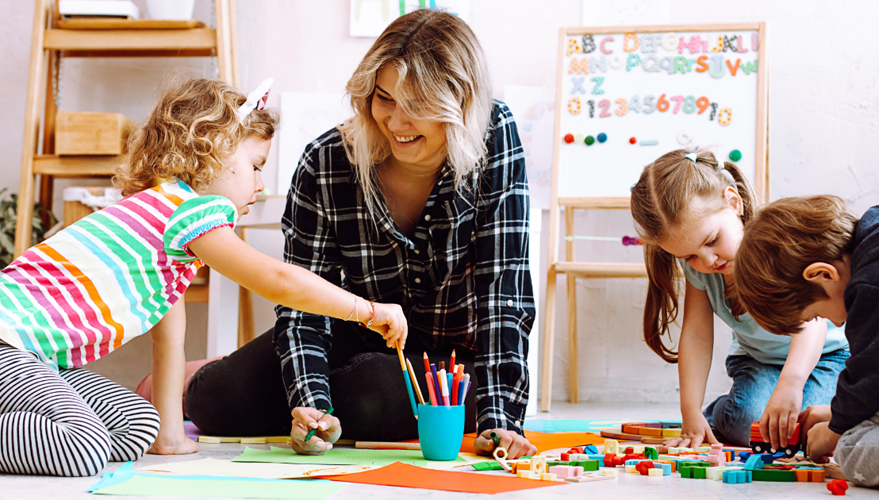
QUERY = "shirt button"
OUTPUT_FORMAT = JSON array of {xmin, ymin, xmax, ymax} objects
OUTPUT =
[
  {"xmin": 414, "ymin": 249, "xmax": 420, "ymax": 255},
  {"xmin": 506, "ymin": 299, "xmax": 514, "ymax": 307},
  {"xmin": 424, "ymin": 215, "xmax": 431, "ymax": 221},
  {"xmin": 415, "ymin": 278, "xmax": 422, "ymax": 284}
]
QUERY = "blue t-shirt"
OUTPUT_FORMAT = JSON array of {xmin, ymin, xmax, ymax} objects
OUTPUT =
[{"xmin": 680, "ymin": 260, "xmax": 849, "ymax": 365}]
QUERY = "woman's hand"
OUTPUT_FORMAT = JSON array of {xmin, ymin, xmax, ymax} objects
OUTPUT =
[
  {"xmin": 368, "ymin": 302, "xmax": 408, "ymax": 349},
  {"xmin": 290, "ymin": 407, "xmax": 341, "ymax": 455},
  {"xmin": 805, "ymin": 422, "xmax": 841, "ymax": 463},
  {"xmin": 665, "ymin": 413, "xmax": 718, "ymax": 449},
  {"xmin": 148, "ymin": 433, "xmax": 199, "ymax": 455},
  {"xmin": 759, "ymin": 379, "xmax": 803, "ymax": 451},
  {"xmin": 473, "ymin": 428, "xmax": 536, "ymax": 459}
]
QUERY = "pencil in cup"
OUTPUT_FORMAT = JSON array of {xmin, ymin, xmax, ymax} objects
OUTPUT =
[{"xmin": 396, "ymin": 343, "xmax": 419, "ymax": 419}]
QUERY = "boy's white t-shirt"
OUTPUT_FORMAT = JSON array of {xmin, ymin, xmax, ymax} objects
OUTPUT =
[{"xmin": 680, "ymin": 260, "xmax": 849, "ymax": 365}]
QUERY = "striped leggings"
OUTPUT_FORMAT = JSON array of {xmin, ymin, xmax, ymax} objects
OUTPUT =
[{"xmin": 0, "ymin": 344, "xmax": 160, "ymax": 476}]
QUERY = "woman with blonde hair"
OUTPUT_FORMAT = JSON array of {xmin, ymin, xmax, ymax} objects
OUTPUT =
[{"xmin": 185, "ymin": 9, "xmax": 537, "ymax": 458}]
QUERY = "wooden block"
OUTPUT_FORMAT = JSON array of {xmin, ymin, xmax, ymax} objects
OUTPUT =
[
  {"xmin": 622, "ymin": 425, "xmax": 641, "ymax": 434},
  {"xmin": 240, "ymin": 437, "xmax": 267, "ymax": 444},
  {"xmin": 648, "ymin": 468, "xmax": 663, "ymax": 477},
  {"xmin": 625, "ymin": 465, "xmax": 637, "ymax": 473},
  {"xmin": 637, "ymin": 427, "xmax": 663, "ymax": 436},
  {"xmin": 811, "ymin": 469, "xmax": 826, "ymax": 482},
  {"xmin": 197, "ymin": 436, "xmax": 242, "ymax": 444},
  {"xmin": 661, "ymin": 428, "xmax": 682, "ymax": 438},
  {"xmin": 564, "ymin": 473, "xmax": 613, "ymax": 483},
  {"xmin": 540, "ymin": 473, "xmax": 557, "ymax": 481},
  {"xmin": 56, "ymin": 112, "xmax": 139, "ymax": 155},
  {"xmin": 517, "ymin": 470, "xmax": 537, "ymax": 480},
  {"xmin": 640, "ymin": 437, "xmax": 667, "ymax": 445},
  {"xmin": 266, "ymin": 436, "xmax": 292, "ymax": 444},
  {"xmin": 63, "ymin": 186, "xmax": 108, "ymax": 226},
  {"xmin": 751, "ymin": 469, "xmax": 797, "ymax": 482},
  {"xmin": 601, "ymin": 469, "xmax": 619, "ymax": 477}
]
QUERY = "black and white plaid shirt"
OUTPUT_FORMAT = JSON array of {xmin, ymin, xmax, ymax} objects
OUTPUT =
[{"xmin": 274, "ymin": 101, "xmax": 535, "ymax": 434}]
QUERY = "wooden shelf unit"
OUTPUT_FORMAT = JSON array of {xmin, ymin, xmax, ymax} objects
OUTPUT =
[{"xmin": 15, "ymin": 0, "xmax": 240, "ymax": 257}]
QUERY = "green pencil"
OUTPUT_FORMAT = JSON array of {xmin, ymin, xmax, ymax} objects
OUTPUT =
[{"xmin": 304, "ymin": 407, "xmax": 334, "ymax": 443}]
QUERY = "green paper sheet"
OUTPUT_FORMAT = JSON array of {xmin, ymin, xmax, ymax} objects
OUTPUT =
[
  {"xmin": 232, "ymin": 446, "xmax": 467, "ymax": 469},
  {"xmin": 93, "ymin": 475, "xmax": 346, "ymax": 499}
]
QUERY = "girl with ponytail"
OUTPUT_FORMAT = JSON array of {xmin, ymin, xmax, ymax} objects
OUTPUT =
[{"xmin": 629, "ymin": 149, "xmax": 849, "ymax": 449}]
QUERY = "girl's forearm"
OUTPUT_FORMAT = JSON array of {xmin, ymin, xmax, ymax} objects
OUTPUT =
[{"xmin": 678, "ymin": 328, "xmax": 714, "ymax": 418}]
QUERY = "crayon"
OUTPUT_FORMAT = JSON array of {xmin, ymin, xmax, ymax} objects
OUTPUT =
[{"xmin": 304, "ymin": 407, "xmax": 335, "ymax": 443}]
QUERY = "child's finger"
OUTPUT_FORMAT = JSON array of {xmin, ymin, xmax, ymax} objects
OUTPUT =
[{"xmin": 768, "ymin": 416, "xmax": 780, "ymax": 451}]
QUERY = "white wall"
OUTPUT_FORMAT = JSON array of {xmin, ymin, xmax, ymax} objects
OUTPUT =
[{"xmin": 3, "ymin": 0, "xmax": 878, "ymax": 401}]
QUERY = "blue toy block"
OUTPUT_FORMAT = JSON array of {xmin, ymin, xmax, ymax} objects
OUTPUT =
[
  {"xmin": 656, "ymin": 463, "xmax": 672, "ymax": 475},
  {"xmin": 723, "ymin": 470, "xmax": 753, "ymax": 484},
  {"xmin": 625, "ymin": 459, "xmax": 645, "ymax": 466},
  {"xmin": 744, "ymin": 455, "xmax": 765, "ymax": 470},
  {"xmin": 761, "ymin": 454, "xmax": 776, "ymax": 464},
  {"xmin": 737, "ymin": 451, "xmax": 751, "ymax": 462},
  {"xmin": 583, "ymin": 445, "xmax": 598, "ymax": 454},
  {"xmin": 588, "ymin": 454, "xmax": 604, "ymax": 461}
]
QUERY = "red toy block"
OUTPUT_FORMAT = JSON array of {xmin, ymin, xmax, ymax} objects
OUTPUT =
[
  {"xmin": 827, "ymin": 479, "xmax": 849, "ymax": 495},
  {"xmin": 561, "ymin": 453, "xmax": 570, "ymax": 461},
  {"xmin": 569, "ymin": 447, "xmax": 584, "ymax": 454},
  {"xmin": 635, "ymin": 461, "xmax": 655, "ymax": 475}
]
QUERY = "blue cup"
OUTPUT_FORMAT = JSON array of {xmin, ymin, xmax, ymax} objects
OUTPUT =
[{"xmin": 417, "ymin": 404, "xmax": 465, "ymax": 461}]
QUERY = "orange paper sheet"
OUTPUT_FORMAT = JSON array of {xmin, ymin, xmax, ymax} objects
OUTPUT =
[
  {"xmin": 456, "ymin": 430, "xmax": 605, "ymax": 454},
  {"xmin": 325, "ymin": 461, "xmax": 565, "ymax": 494}
]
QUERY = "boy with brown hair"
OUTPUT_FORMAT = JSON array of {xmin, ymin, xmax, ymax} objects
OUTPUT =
[{"xmin": 735, "ymin": 195, "xmax": 878, "ymax": 487}]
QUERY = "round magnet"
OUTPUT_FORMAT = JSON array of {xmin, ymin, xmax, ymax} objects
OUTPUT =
[
  {"xmin": 729, "ymin": 149, "xmax": 742, "ymax": 162},
  {"xmin": 597, "ymin": 132, "xmax": 607, "ymax": 143}
]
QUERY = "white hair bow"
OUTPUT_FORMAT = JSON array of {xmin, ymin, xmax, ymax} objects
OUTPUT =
[{"xmin": 237, "ymin": 77, "xmax": 273, "ymax": 122}]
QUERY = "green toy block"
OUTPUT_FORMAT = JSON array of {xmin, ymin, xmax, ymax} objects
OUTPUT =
[
  {"xmin": 471, "ymin": 461, "xmax": 505, "ymax": 471},
  {"xmin": 693, "ymin": 467, "xmax": 707, "ymax": 479},
  {"xmin": 751, "ymin": 469, "xmax": 797, "ymax": 482},
  {"xmin": 570, "ymin": 460, "xmax": 600, "ymax": 471}
]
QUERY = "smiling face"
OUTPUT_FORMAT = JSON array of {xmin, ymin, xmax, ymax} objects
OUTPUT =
[
  {"xmin": 371, "ymin": 66, "xmax": 447, "ymax": 172},
  {"xmin": 200, "ymin": 135, "xmax": 270, "ymax": 218},
  {"xmin": 658, "ymin": 188, "xmax": 744, "ymax": 276}
]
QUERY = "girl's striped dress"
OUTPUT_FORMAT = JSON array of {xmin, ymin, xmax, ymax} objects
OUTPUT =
[{"xmin": 0, "ymin": 179, "xmax": 237, "ymax": 369}]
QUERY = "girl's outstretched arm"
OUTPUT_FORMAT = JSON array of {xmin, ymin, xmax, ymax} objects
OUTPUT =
[
  {"xmin": 147, "ymin": 299, "xmax": 199, "ymax": 455},
  {"xmin": 759, "ymin": 318, "xmax": 826, "ymax": 451},
  {"xmin": 188, "ymin": 227, "xmax": 408, "ymax": 347},
  {"xmin": 666, "ymin": 281, "xmax": 718, "ymax": 449}
]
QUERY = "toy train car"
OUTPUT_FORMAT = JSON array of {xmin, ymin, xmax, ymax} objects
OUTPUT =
[{"xmin": 749, "ymin": 421, "xmax": 802, "ymax": 457}]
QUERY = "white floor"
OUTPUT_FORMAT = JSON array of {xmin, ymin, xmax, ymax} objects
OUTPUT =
[{"xmin": 4, "ymin": 403, "xmax": 877, "ymax": 499}]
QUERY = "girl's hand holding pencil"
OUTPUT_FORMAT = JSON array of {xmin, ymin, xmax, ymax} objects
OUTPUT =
[
  {"xmin": 474, "ymin": 428, "xmax": 536, "ymax": 459},
  {"xmin": 290, "ymin": 407, "xmax": 341, "ymax": 455}
]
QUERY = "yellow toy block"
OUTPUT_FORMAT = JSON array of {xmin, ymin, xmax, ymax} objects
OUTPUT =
[
  {"xmin": 625, "ymin": 465, "xmax": 638, "ymax": 473},
  {"xmin": 517, "ymin": 470, "xmax": 537, "ymax": 479},
  {"xmin": 602, "ymin": 469, "xmax": 619, "ymax": 478},
  {"xmin": 648, "ymin": 468, "xmax": 663, "ymax": 477},
  {"xmin": 540, "ymin": 473, "xmax": 558, "ymax": 481},
  {"xmin": 198, "ymin": 436, "xmax": 241, "ymax": 444},
  {"xmin": 604, "ymin": 439, "xmax": 620, "ymax": 456},
  {"xmin": 240, "ymin": 437, "xmax": 267, "ymax": 444}
]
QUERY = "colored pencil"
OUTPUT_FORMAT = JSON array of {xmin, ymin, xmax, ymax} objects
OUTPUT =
[
  {"xmin": 450, "ymin": 349, "xmax": 456, "ymax": 373},
  {"xmin": 451, "ymin": 367, "xmax": 460, "ymax": 406},
  {"xmin": 438, "ymin": 361, "xmax": 445, "ymax": 372},
  {"xmin": 425, "ymin": 374, "xmax": 438, "ymax": 405},
  {"xmin": 397, "ymin": 342, "xmax": 418, "ymax": 418},
  {"xmin": 447, "ymin": 372, "xmax": 453, "ymax": 402},
  {"xmin": 430, "ymin": 363, "xmax": 439, "ymax": 401},
  {"xmin": 406, "ymin": 358, "xmax": 425, "ymax": 405},
  {"xmin": 423, "ymin": 352, "xmax": 431, "ymax": 374}
]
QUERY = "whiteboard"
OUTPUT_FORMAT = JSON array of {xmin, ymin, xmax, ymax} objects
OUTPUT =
[{"xmin": 554, "ymin": 25, "xmax": 766, "ymax": 199}]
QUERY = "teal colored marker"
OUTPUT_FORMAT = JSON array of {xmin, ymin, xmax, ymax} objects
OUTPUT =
[{"xmin": 305, "ymin": 407, "xmax": 334, "ymax": 443}]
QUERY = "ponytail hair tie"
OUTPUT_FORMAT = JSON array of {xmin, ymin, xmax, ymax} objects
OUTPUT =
[
  {"xmin": 237, "ymin": 77, "xmax": 274, "ymax": 122},
  {"xmin": 684, "ymin": 153, "xmax": 698, "ymax": 163}
]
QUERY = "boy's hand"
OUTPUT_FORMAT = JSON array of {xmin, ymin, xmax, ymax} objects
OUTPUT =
[
  {"xmin": 806, "ymin": 422, "xmax": 841, "ymax": 463},
  {"xmin": 148, "ymin": 434, "xmax": 199, "ymax": 455},
  {"xmin": 473, "ymin": 428, "xmax": 536, "ymax": 459},
  {"xmin": 799, "ymin": 405, "xmax": 832, "ymax": 434},
  {"xmin": 665, "ymin": 413, "xmax": 718, "ymax": 449},
  {"xmin": 368, "ymin": 302, "xmax": 408, "ymax": 349},
  {"xmin": 291, "ymin": 407, "xmax": 341, "ymax": 455},
  {"xmin": 759, "ymin": 380, "xmax": 802, "ymax": 451}
]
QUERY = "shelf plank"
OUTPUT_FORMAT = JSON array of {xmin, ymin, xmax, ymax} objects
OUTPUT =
[
  {"xmin": 57, "ymin": 19, "xmax": 205, "ymax": 30},
  {"xmin": 558, "ymin": 196, "xmax": 630, "ymax": 209},
  {"xmin": 553, "ymin": 262, "xmax": 647, "ymax": 278},
  {"xmin": 33, "ymin": 155, "xmax": 119, "ymax": 177},
  {"xmin": 44, "ymin": 28, "xmax": 216, "ymax": 53}
]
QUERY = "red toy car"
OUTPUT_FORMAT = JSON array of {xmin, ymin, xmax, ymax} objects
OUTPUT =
[{"xmin": 749, "ymin": 421, "xmax": 802, "ymax": 457}]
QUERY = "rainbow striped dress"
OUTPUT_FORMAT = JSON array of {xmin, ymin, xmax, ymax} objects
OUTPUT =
[{"xmin": 0, "ymin": 180, "xmax": 237, "ymax": 370}]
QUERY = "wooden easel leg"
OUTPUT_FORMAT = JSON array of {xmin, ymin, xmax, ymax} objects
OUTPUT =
[
  {"xmin": 540, "ymin": 268, "xmax": 558, "ymax": 412},
  {"xmin": 566, "ymin": 274, "xmax": 578, "ymax": 403}
]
